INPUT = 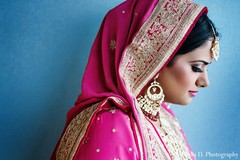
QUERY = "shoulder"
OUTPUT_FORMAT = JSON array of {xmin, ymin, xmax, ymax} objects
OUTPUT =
[{"xmin": 75, "ymin": 105, "xmax": 140, "ymax": 159}]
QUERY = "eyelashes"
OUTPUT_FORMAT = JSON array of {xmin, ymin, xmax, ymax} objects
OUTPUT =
[{"xmin": 191, "ymin": 65, "xmax": 203, "ymax": 73}]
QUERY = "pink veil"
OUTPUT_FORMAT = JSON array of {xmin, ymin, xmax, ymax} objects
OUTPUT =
[
  {"xmin": 53, "ymin": 0, "xmax": 207, "ymax": 159},
  {"xmin": 68, "ymin": 0, "xmax": 159, "ymax": 120}
]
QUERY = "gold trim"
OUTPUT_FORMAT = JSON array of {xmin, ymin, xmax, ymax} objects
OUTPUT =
[
  {"xmin": 119, "ymin": 0, "xmax": 205, "ymax": 97},
  {"xmin": 56, "ymin": 103, "xmax": 99, "ymax": 160}
]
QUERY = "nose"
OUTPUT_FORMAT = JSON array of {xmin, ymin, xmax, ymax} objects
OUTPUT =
[{"xmin": 196, "ymin": 72, "xmax": 210, "ymax": 88}]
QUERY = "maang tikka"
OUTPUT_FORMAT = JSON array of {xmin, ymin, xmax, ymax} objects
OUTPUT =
[
  {"xmin": 209, "ymin": 21, "xmax": 219, "ymax": 61},
  {"xmin": 137, "ymin": 74, "xmax": 165, "ymax": 121}
]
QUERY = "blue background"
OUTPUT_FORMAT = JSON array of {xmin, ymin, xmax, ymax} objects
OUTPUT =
[{"xmin": 0, "ymin": 0, "xmax": 239, "ymax": 159}]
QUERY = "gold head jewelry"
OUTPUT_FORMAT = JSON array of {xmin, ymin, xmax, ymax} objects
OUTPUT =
[{"xmin": 209, "ymin": 23, "xmax": 219, "ymax": 61}]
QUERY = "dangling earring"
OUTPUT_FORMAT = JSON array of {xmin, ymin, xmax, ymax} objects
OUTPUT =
[{"xmin": 137, "ymin": 74, "xmax": 165, "ymax": 121}]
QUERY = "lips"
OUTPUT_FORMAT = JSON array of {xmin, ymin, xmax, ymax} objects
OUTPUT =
[{"xmin": 189, "ymin": 91, "xmax": 198, "ymax": 97}]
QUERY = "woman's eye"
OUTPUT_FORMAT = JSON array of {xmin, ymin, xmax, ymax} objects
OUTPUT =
[{"xmin": 191, "ymin": 66, "xmax": 203, "ymax": 73}]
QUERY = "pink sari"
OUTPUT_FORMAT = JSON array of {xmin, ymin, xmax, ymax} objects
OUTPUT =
[{"xmin": 51, "ymin": 0, "xmax": 207, "ymax": 159}]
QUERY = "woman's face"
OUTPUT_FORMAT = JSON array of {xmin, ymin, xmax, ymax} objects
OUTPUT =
[{"xmin": 157, "ymin": 40, "xmax": 213, "ymax": 105}]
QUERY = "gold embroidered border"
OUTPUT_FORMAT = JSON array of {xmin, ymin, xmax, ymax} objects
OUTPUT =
[
  {"xmin": 119, "ymin": 0, "xmax": 205, "ymax": 97},
  {"xmin": 108, "ymin": 96, "xmax": 126, "ymax": 106},
  {"xmin": 159, "ymin": 107, "xmax": 192, "ymax": 159},
  {"xmin": 56, "ymin": 103, "xmax": 99, "ymax": 160},
  {"xmin": 135, "ymin": 96, "xmax": 193, "ymax": 159}
]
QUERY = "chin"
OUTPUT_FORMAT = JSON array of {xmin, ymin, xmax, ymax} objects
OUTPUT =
[
  {"xmin": 165, "ymin": 95, "xmax": 192, "ymax": 106},
  {"xmin": 181, "ymin": 98, "xmax": 192, "ymax": 105},
  {"xmin": 170, "ymin": 99, "xmax": 192, "ymax": 106}
]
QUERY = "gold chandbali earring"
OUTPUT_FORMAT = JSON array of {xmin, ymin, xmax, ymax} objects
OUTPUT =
[{"xmin": 137, "ymin": 74, "xmax": 165, "ymax": 121}]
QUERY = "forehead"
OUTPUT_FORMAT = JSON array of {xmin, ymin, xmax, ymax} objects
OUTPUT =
[{"xmin": 179, "ymin": 40, "xmax": 212, "ymax": 62}]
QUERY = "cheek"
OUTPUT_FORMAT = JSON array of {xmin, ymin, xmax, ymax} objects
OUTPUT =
[{"xmin": 171, "ymin": 66, "xmax": 194, "ymax": 89}]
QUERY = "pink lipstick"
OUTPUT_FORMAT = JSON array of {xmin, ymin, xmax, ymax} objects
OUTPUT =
[{"xmin": 189, "ymin": 91, "xmax": 198, "ymax": 97}]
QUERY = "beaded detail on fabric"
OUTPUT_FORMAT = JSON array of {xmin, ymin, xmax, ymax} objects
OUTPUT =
[
  {"xmin": 145, "ymin": 107, "xmax": 193, "ymax": 160},
  {"xmin": 158, "ymin": 108, "xmax": 192, "ymax": 160}
]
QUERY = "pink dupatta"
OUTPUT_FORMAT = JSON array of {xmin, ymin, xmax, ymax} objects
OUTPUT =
[{"xmin": 51, "ymin": 0, "xmax": 207, "ymax": 159}]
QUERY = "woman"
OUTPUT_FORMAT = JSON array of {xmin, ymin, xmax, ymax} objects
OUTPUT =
[{"xmin": 51, "ymin": 0, "xmax": 219, "ymax": 159}]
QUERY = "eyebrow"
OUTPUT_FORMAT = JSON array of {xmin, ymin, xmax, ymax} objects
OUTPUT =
[{"xmin": 189, "ymin": 60, "xmax": 211, "ymax": 65}]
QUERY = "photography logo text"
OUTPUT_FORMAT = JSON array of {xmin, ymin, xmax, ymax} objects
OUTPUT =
[{"xmin": 194, "ymin": 151, "xmax": 239, "ymax": 159}]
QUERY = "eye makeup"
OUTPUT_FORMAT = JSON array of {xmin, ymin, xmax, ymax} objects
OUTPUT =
[
  {"xmin": 189, "ymin": 60, "xmax": 210, "ymax": 73},
  {"xmin": 191, "ymin": 65, "xmax": 203, "ymax": 73}
]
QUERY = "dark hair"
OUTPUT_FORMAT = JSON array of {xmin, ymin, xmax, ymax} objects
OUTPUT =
[{"xmin": 167, "ymin": 14, "xmax": 219, "ymax": 66}]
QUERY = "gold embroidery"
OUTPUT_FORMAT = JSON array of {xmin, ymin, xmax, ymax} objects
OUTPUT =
[
  {"xmin": 56, "ymin": 103, "xmax": 99, "ymax": 160},
  {"xmin": 109, "ymin": 96, "xmax": 126, "ymax": 105},
  {"xmin": 119, "ymin": 0, "xmax": 205, "ymax": 97},
  {"xmin": 143, "ymin": 106, "xmax": 192, "ymax": 159},
  {"xmin": 100, "ymin": 96, "xmax": 126, "ymax": 108},
  {"xmin": 158, "ymin": 107, "xmax": 192, "ymax": 159},
  {"xmin": 109, "ymin": 39, "xmax": 116, "ymax": 51},
  {"xmin": 146, "ymin": 125, "xmax": 170, "ymax": 159}
]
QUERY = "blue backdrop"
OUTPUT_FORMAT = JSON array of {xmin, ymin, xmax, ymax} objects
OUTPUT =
[{"xmin": 0, "ymin": 1, "xmax": 239, "ymax": 160}]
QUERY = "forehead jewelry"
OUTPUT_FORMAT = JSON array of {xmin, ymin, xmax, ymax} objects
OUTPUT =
[{"xmin": 209, "ymin": 23, "xmax": 219, "ymax": 61}]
